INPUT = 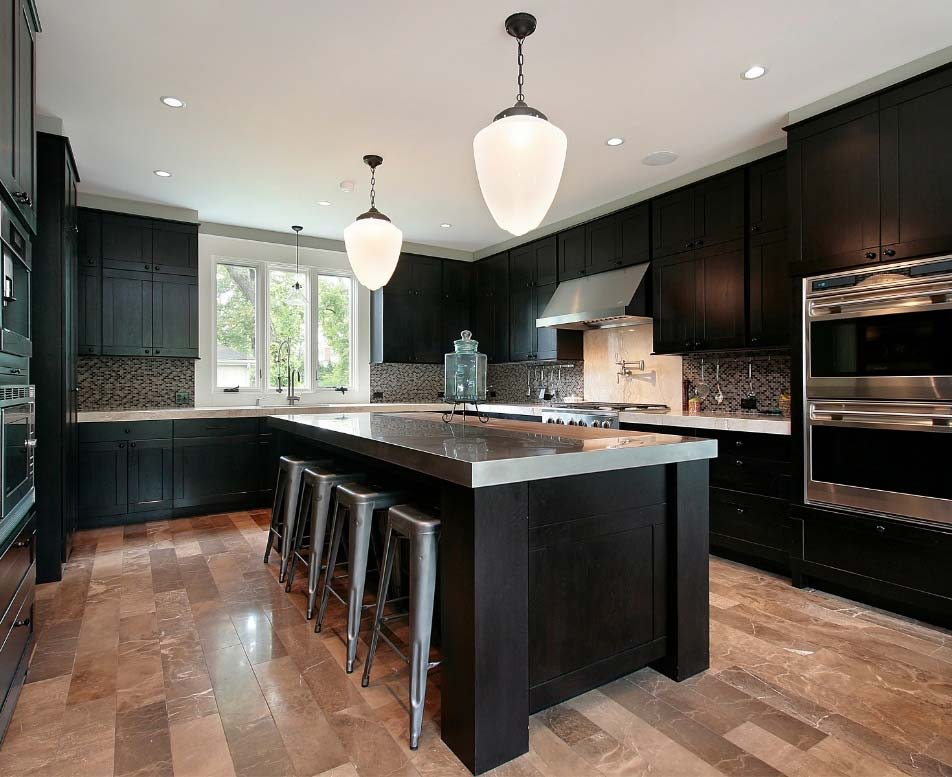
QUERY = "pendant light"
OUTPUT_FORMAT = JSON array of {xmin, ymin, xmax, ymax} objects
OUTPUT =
[
  {"xmin": 473, "ymin": 12, "xmax": 567, "ymax": 237},
  {"xmin": 344, "ymin": 154, "xmax": 403, "ymax": 290},
  {"xmin": 291, "ymin": 225, "xmax": 303, "ymax": 291}
]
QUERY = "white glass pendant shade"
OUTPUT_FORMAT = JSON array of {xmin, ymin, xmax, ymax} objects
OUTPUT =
[
  {"xmin": 344, "ymin": 216, "xmax": 403, "ymax": 291},
  {"xmin": 473, "ymin": 114, "xmax": 567, "ymax": 237}
]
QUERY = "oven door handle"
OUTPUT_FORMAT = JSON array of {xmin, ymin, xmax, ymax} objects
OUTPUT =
[
  {"xmin": 809, "ymin": 406, "xmax": 952, "ymax": 429},
  {"xmin": 809, "ymin": 288, "xmax": 952, "ymax": 316}
]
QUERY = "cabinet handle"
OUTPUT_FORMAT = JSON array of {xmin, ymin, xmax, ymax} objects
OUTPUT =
[
  {"xmin": 735, "ymin": 459, "xmax": 744, "ymax": 467},
  {"xmin": 750, "ymin": 225, "xmax": 761, "ymax": 233},
  {"xmin": 734, "ymin": 440, "xmax": 743, "ymax": 447},
  {"xmin": 875, "ymin": 525, "xmax": 885, "ymax": 534},
  {"xmin": 13, "ymin": 539, "xmax": 29, "ymax": 548},
  {"xmin": 883, "ymin": 248, "xmax": 896, "ymax": 257},
  {"xmin": 154, "ymin": 350, "xmax": 160, "ymax": 354},
  {"xmin": 74, "ymin": 225, "xmax": 80, "ymax": 234},
  {"xmin": 696, "ymin": 239, "xmax": 704, "ymax": 246},
  {"xmin": 144, "ymin": 349, "xmax": 151, "ymax": 354},
  {"xmin": 12, "ymin": 617, "xmax": 30, "ymax": 629},
  {"xmin": 684, "ymin": 242, "xmax": 693, "ymax": 249},
  {"xmin": 87, "ymin": 258, "xmax": 95, "ymax": 265},
  {"xmin": 144, "ymin": 264, "xmax": 151, "ymax": 270},
  {"xmin": 865, "ymin": 251, "xmax": 877, "ymax": 260},
  {"xmin": 751, "ymin": 337, "xmax": 759, "ymax": 344},
  {"xmin": 13, "ymin": 191, "xmax": 32, "ymax": 206},
  {"xmin": 124, "ymin": 428, "xmax": 131, "ymax": 433},
  {"xmin": 736, "ymin": 507, "xmax": 745, "ymax": 515},
  {"xmin": 615, "ymin": 260, "xmax": 623, "ymax": 266},
  {"xmin": 130, "ymin": 442, "xmax": 137, "ymax": 448},
  {"xmin": 118, "ymin": 443, "xmax": 126, "ymax": 449}
]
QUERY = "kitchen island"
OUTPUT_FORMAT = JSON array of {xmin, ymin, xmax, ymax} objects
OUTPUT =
[{"xmin": 269, "ymin": 412, "xmax": 717, "ymax": 774}]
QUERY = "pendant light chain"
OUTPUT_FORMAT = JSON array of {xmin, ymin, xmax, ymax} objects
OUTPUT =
[
  {"xmin": 369, "ymin": 166, "xmax": 376, "ymax": 209},
  {"xmin": 516, "ymin": 37, "xmax": 525, "ymax": 103}
]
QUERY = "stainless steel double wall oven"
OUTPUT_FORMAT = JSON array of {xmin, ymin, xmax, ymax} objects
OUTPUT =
[{"xmin": 803, "ymin": 255, "xmax": 952, "ymax": 525}]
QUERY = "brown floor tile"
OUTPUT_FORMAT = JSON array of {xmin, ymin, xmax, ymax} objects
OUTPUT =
[
  {"xmin": 114, "ymin": 699, "xmax": 174, "ymax": 777},
  {"xmin": 169, "ymin": 713, "xmax": 236, "ymax": 777}
]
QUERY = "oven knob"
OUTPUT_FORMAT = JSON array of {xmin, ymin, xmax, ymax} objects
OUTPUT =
[
  {"xmin": 578, "ymin": 420, "xmax": 588, "ymax": 427},
  {"xmin": 544, "ymin": 418, "xmax": 552, "ymax": 423},
  {"xmin": 568, "ymin": 420, "xmax": 576, "ymax": 425},
  {"xmin": 555, "ymin": 418, "xmax": 564, "ymax": 424},
  {"xmin": 602, "ymin": 421, "xmax": 612, "ymax": 428}
]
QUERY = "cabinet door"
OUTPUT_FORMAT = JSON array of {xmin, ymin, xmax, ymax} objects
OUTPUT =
[
  {"xmin": 880, "ymin": 69, "xmax": 952, "ymax": 262},
  {"xmin": 102, "ymin": 214, "xmax": 153, "ymax": 271},
  {"xmin": 790, "ymin": 102, "xmax": 880, "ymax": 270},
  {"xmin": 377, "ymin": 291, "xmax": 413, "ymax": 362},
  {"xmin": 152, "ymin": 221, "xmax": 198, "ymax": 275},
  {"xmin": 384, "ymin": 254, "xmax": 414, "ymax": 294},
  {"xmin": 748, "ymin": 230, "xmax": 790, "ymax": 347},
  {"xmin": 127, "ymin": 439, "xmax": 173, "ymax": 512},
  {"xmin": 558, "ymin": 225, "xmax": 587, "ymax": 280},
  {"xmin": 509, "ymin": 285, "xmax": 535, "ymax": 361},
  {"xmin": 653, "ymin": 256, "xmax": 697, "ymax": 353},
  {"xmin": 101, "ymin": 269, "xmax": 152, "ymax": 355},
  {"xmin": 442, "ymin": 260, "xmax": 472, "ymax": 348},
  {"xmin": 534, "ymin": 283, "xmax": 558, "ymax": 360},
  {"xmin": 77, "ymin": 268, "xmax": 100, "ymax": 356},
  {"xmin": 586, "ymin": 216, "xmax": 619, "ymax": 275},
  {"xmin": 0, "ymin": 0, "xmax": 15, "ymax": 197},
  {"xmin": 698, "ymin": 242, "xmax": 745, "ymax": 350},
  {"xmin": 694, "ymin": 169, "xmax": 744, "ymax": 249},
  {"xmin": 77, "ymin": 441, "xmax": 127, "ymax": 519},
  {"xmin": 617, "ymin": 203, "xmax": 650, "ymax": 268},
  {"xmin": 411, "ymin": 254, "xmax": 443, "ymax": 296},
  {"xmin": 509, "ymin": 244, "xmax": 534, "ymax": 291},
  {"xmin": 152, "ymin": 274, "xmax": 198, "ymax": 356},
  {"xmin": 13, "ymin": 0, "xmax": 34, "ymax": 227},
  {"xmin": 652, "ymin": 188, "xmax": 695, "ymax": 259},
  {"xmin": 78, "ymin": 209, "xmax": 101, "ymax": 268},
  {"xmin": 173, "ymin": 435, "xmax": 261, "ymax": 508},
  {"xmin": 533, "ymin": 236, "xmax": 558, "ymax": 286},
  {"xmin": 748, "ymin": 153, "xmax": 787, "ymax": 237},
  {"xmin": 413, "ymin": 289, "xmax": 443, "ymax": 363}
]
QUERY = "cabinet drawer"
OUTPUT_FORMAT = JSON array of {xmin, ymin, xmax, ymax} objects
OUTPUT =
[
  {"xmin": 801, "ymin": 509, "xmax": 952, "ymax": 600},
  {"xmin": 173, "ymin": 418, "xmax": 258, "ymax": 438},
  {"xmin": 710, "ymin": 489, "xmax": 787, "ymax": 553},
  {"xmin": 697, "ymin": 429, "xmax": 791, "ymax": 462},
  {"xmin": 0, "ymin": 572, "xmax": 34, "ymax": 703},
  {"xmin": 0, "ymin": 513, "xmax": 34, "ymax": 618},
  {"xmin": 710, "ymin": 454, "xmax": 790, "ymax": 498},
  {"xmin": 79, "ymin": 420, "xmax": 172, "ymax": 443}
]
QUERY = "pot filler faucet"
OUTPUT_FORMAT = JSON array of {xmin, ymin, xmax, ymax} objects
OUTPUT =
[{"xmin": 275, "ymin": 338, "xmax": 301, "ymax": 405}]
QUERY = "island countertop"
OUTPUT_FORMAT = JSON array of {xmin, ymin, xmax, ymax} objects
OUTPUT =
[{"xmin": 268, "ymin": 412, "xmax": 717, "ymax": 488}]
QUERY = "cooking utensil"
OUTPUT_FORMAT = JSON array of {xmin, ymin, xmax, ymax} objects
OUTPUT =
[
  {"xmin": 713, "ymin": 362, "xmax": 724, "ymax": 408},
  {"xmin": 741, "ymin": 360, "xmax": 758, "ymax": 410},
  {"xmin": 525, "ymin": 366, "xmax": 532, "ymax": 398},
  {"xmin": 696, "ymin": 359, "xmax": 710, "ymax": 400}
]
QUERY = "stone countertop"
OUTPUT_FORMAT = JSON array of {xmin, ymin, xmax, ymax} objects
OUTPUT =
[{"xmin": 269, "ymin": 412, "xmax": 717, "ymax": 489}]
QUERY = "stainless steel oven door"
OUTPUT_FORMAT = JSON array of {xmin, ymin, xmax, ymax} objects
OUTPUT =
[
  {"xmin": 1, "ymin": 401, "xmax": 35, "ymax": 517},
  {"xmin": 805, "ymin": 400, "xmax": 952, "ymax": 525},
  {"xmin": 804, "ymin": 261, "xmax": 952, "ymax": 401}
]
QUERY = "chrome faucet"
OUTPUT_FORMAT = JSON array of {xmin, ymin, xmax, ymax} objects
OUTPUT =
[{"xmin": 275, "ymin": 338, "xmax": 301, "ymax": 406}]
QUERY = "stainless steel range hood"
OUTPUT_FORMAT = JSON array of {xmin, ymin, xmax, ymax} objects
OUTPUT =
[{"xmin": 536, "ymin": 263, "xmax": 651, "ymax": 330}]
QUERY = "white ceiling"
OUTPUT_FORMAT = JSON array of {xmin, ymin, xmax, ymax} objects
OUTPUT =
[{"xmin": 37, "ymin": 0, "xmax": 952, "ymax": 253}]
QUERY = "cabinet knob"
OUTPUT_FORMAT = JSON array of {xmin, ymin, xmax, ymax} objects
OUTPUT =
[
  {"xmin": 88, "ymin": 259, "xmax": 95, "ymax": 265},
  {"xmin": 875, "ymin": 525, "xmax": 885, "ymax": 534},
  {"xmin": 696, "ymin": 239, "xmax": 704, "ymax": 246},
  {"xmin": 615, "ymin": 260, "xmax": 623, "ymax": 266},
  {"xmin": 130, "ymin": 442, "xmax": 136, "ymax": 448},
  {"xmin": 13, "ymin": 539, "xmax": 29, "ymax": 548},
  {"xmin": 735, "ymin": 440, "xmax": 743, "ymax": 447},
  {"xmin": 154, "ymin": 266, "xmax": 161, "ymax": 272},
  {"xmin": 684, "ymin": 242, "xmax": 693, "ymax": 249},
  {"xmin": 154, "ymin": 350, "xmax": 160, "ymax": 354},
  {"xmin": 865, "ymin": 251, "xmax": 877, "ymax": 260},
  {"xmin": 12, "ymin": 617, "xmax": 30, "ymax": 629},
  {"xmin": 144, "ymin": 264, "xmax": 151, "ymax": 270},
  {"xmin": 750, "ymin": 225, "xmax": 761, "ymax": 233},
  {"xmin": 883, "ymin": 248, "xmax": 896, "ymax": 257},
  {"xmin": 144, "ymin": 349, "xmax": 151, "ymax": 354},
  {"xmin": 736, "ymin": 507, "xmax": 745, "ymax": 515},
  {"xmin": 735, "ymin": 459, "xmax": 744, "ymax": 467},
  {"xmin": 751, "ymin": 337, "xmax": 759, "ymax": 344},
  {"xmin": 118, "ymin": 442, "xmax": 126, "ymax": 449}
]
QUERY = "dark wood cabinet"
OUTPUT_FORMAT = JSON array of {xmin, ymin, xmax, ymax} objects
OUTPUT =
[
  {"xmin": 102, "ymin": 213, "xmax": 153, "ymax": 271},
  {"xmin": 34, "ymin": 132, "xmax": 80, "ymax": 583},
  {"xmin": 101, "ymin": 268, "xmax": 153, "ymax": 355},
  {"xmin": 173, "ymin": 433, "xmax": 261, "ymax": 509},
  {"xmin": 442, "ymin": 260, "xmax": 473, "ymax": 352},
  {"xmin": 879, "ymin": 67, "xmax": 952, "ymax": 262},
  {"xmin": 653, "ymin": 171, "xmax": 744, "ymax": 260},
  {"xmin": 474, "ymin": 252, "xmax": 509, "ymax": 363},
  {"xmin": 748, "ymin": 153, "xmax": 787, "ymax": 237},
  {"xmin": 617, "ymin": 203, "xmax": 651, "ymax": 269},
  {"xmin": 78, "ymin": 441, "xmax": 128, "ymax": 520},
  {"xmin": 653, "ymin": 255, "xmax": 697, "ymax": 353},
  {"xmin": 697, "ymin": 241, "xmax": 745, "ymax": 351},
  {"xmin": 371, "ymin": 253, "xmax": 445, "ymax": 364},
  {"xmin": 152, "ymin": 221, "xmax": 198, "ymax": 276},
  {"xmin": 748, "ymin": 230, "xmax": 789, "ymax": 347},
  {"xmin": 151, "ymin": 273, "xmax": 199, "ymax": 357},
  {"xmin": 652, "ymin": 187, "xmax": 696, "ymax": 259},
  {"xmin": 77, "ymin": 269, "xmax": 101, "ymax": 355},
  {"xmin": 557, "ymin": 203, "xmax": 650, "ymax": 281},
  {"xmin": 77, "ymin": 209, "xmax": 100, "ymax": 268},
  {"xmin": 127, "ymin": 439, "xmax": 174, "ymax": 512},
  {"xmin": 12, "ymin": 0, "xmax": 33, "ymax": 229},
  {"xmin": 508, "ymin": 284, "xmax": 536, "ymax": 362},
  {"xmin": 557, "ymin": 225, "xmax": 586, "ymax": 280},
  {"xmin": 0, "ymin": 1, "xmax": 15, "ymax": 202}
]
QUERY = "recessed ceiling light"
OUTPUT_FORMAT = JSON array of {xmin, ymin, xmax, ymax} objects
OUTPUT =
[
  {"xmin": 317, "ymin": 200, "xmax": 332, "ymax": 206},
  {"xmin": 605, "ymin": 137, "xmax": 625, "ymax": 147},
  {"xmin": 160, "ymin": 96, "xmax": 186, "ymax": 108},
  {"xmin": 339, "ymin": 180, "xmax": 355, "ymax": 193},
  {"xmin": 153, "ymin": 169, "xmax": 172, "ymax": 177},
  {"xmin": 440, "ymin": 223, "xmax": 452, "ymax": 229},
  {"xmin": 641, "ymin": 151, "xmax": 678, "ymax": 166},
  {"xmin": 741, "ymin": 65, "xmax": 767, "ymax": 80}
]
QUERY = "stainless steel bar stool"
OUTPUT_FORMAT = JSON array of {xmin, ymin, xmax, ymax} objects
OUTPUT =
[
  {"xmin": 362, "ymin": 504, "xmax": 441, "ymax": 750},
  {"xmin": 284, "ymin": 464, "xmax": 366, "ymax": 619},
  {"xmin": 314, "ymin": 482, "xmax": 408, "ymax": 673},
  {"xmin": 264, "ymin": 455, "xmax": 329, "ymax": 582}
]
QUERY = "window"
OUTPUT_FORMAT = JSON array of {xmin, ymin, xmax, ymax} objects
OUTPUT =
[
  {"xmin": 215, "ymin": 263, "xmax": 257, "ymax": 388},
  {"xmin": 214, "ymin": 258, "xmax": 355, "ymax": 393}
]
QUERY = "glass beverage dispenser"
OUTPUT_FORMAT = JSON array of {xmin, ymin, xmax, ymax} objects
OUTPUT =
[{"xmin": 443, "ymin": 331, "xmax": 488, "ymax": 422}]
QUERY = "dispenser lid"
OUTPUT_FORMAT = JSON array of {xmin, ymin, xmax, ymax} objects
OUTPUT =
[{"xmin": 454, "ymin": 330, "xmax": 479, "ymax": 353}]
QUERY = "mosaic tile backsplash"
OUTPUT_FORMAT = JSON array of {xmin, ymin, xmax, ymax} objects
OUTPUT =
[
  {"xmin": 370, "ymin": 362, "xmax": 585, "ymax": 405},
  {"xmin": 682, "ymin": 351, "xmax": 791, "ymax": 413},
  {"xmin": 78, "ymin": 356, "xmax": 195, "ymax": 411}
]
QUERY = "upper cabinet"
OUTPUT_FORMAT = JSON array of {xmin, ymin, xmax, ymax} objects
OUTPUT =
[
  {"xmin": 652, "ymin": 171, "xmax": 744, "ymax": 260},
  {"xmin": 0, "ymin": 0, "xmax": 39, "ymax": 232},
  {"xmin": 371, "ymin": 253, "xmax": 445, "ymax": 364},
  {"xmin": 442, "ymin": 259, "xmax": 473, "ymax": 353},
  {"xmin": 102, "ymin": 213, "xmax": 153, "ymax": 271},
  {"xmin": 152, "ymin": 221, "xmax": 198, "ymax": 276},
  {"xmin": 558, "ymin": 203, "xmax": 650, "ymax": 281},
  {"xmin": 474, "ymin": 252, "xmax": 509, "ymax": 363},
  {"xmin": 788, "ymin": 65, "xmax": 952, "ymax": 273}
]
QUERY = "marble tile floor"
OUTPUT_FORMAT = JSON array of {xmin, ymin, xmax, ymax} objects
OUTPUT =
[{"xmin": 1, "ymin": 510, "xmax": 950, "ymax": 777}]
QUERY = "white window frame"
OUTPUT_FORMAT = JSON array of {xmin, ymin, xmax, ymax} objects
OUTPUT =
[{"xmin": 212, "ymin": 256, "xmax": 357, "ymax": 396}]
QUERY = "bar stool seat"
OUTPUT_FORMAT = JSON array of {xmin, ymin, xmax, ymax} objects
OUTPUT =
[
  {"xmin": 264, "ymin": 455, "xmax": 329, "ymax": 583},
  {"xmin": 284, "ymin": 464, "xmax": 367, "ymax": 619},
  {"xmin": 314, "ymin": 482, "xmax": 408, "ymax": 673},
  {"xmin": 362, "ymin": 503, "xmax": 441, "ymax": 750}
]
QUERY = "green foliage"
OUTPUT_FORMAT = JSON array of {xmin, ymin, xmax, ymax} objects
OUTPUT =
[
  {"xmin": 267, "ymin": 269, "xmax": 307, "ymax": 389},
  {"xmin": 216, "ymin": 265, "xmax": 257, "ymax": 386},
  {"xmin": 317, "ymin": 276, "xmax": 351, "ymax": 388}
]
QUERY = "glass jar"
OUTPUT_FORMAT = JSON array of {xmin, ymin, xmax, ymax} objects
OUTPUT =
[{"xmin": 444, "ymin": 330, "xmax": 487, "ymax": 403}]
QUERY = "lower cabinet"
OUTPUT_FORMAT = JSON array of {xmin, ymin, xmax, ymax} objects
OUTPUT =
[
  {"xmin": 78, "ymin": 418, "xmax": 272, "ymax": 527},
  {"xmin": 0, "ymin": 512, "xmax": 35, "ymax": 744}
]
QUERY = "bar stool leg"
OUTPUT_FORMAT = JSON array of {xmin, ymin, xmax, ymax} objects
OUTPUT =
[
  {"xmin": 315, "ymin": 502, "xmax": 346, "ymax": 633},
  {"xmin": 284, "ymin": 479, "xmax": 312, "ymax": 592},
  {"xmin": 263, "ymin": 467, "xmax": 287, "ymax": 564},
  {"xmin": 409, "ymin": 531, "xmax": 439, "ymax": 750},
  {"xmin": 345, "ymin": 502, "xmax": 375, "ymax": 673},
  {"xmin": 306, "ymin": 483, "xmax": 338, "ymax": 619},
  {"xmin": 279, "ymin": 466, "xmax": 308, "ymax": 583},
  {"xmin": 361, "ymin": 525, "xmax": 397, "ymax": 687}
]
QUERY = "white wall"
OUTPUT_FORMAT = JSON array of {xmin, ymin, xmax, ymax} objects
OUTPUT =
[{"xmin": 195, "ymin": 233, "xmax": 372, "ymax": 407}]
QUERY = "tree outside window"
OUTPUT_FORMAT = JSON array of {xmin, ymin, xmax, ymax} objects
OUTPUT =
[
  {"xmin": 268, "ymin": 269, "xmax": 308, "ymax": 390},
  {"xmin": 316, "ymin": 275, "xmax": 351, "ymax": 388},
  {"xmin": 216, "ymin": 264, "xmax": 257, "ymax": 387}
]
